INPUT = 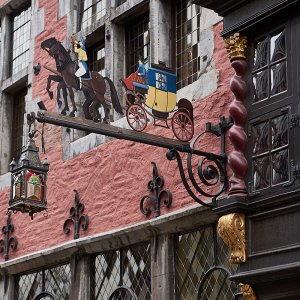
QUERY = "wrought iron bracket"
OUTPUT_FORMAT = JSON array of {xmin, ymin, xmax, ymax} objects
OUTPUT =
[
  {"xmin": 63, "ymin": 190, "xmax": 89, "ymax": 239},
  {"xmin": 166, "ymin": 117, "xmax": 232, "ymax": 208},
  {"xmin": 0, "ymin": 212, "xmax": 18, "ymax": 260},
  {"xmin": 29, "ymin": 111, "xmax": 231, "ymax": 209},
  {"xmin": 140, "ymin": 162, "xmax": 172, "ymax": 218}
]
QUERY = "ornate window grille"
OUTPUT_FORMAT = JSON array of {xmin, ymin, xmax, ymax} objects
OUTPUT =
[
  {"xmin": 15, "ymin": 263, "xmax": 71, "ymax": 300},
  {"xmin": 11, "ymin": 5, "xmax": 31, "ymax": 75},
  {"xmin": 80, "ymin": 0, "xmax": 106, "ymax": 31},
  {"xmin": 176, "ymin": 0, "xmax": 201, "ymax": 90},
  {"xmin": 91, "ymin": 242, "xmax": 151, "ymax": 300},
  {"xmin": 175, "ymin": 225, "xmax": 239, "ymax": 300},
  {"xmin": 126, "ymin": 15, "xmax": 150, "ymax": 76}
]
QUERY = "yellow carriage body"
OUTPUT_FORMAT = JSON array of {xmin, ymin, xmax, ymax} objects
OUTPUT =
[{"xmin": 144, "ymin": 66, "xmax": 177, "ymax": 113}]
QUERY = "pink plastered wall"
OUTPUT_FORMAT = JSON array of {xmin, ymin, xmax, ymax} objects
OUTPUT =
[{"xmin": 0, "ymin": 20, "xmax": 234, "ymax": 260}]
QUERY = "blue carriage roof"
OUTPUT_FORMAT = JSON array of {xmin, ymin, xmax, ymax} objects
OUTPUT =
[{"xmin": 148, "ymin": 66, "xmax": 176, "ymax": 94}]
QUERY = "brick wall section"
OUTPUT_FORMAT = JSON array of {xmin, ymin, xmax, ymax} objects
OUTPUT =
[{"xmin": 0, "ymin": 22, "xmax": 234, "ymax": 260}]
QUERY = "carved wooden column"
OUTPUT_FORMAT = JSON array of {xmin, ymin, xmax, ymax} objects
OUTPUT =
[{"xmin": 225, "ymin": 33, "xmax": 248, "ymax": 197}]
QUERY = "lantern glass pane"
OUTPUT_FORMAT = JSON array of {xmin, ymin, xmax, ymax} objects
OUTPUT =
[
  {"xmin": 12, "ymin": 172, "xmax": 23, "ymax": 199},
  {"xmin": 26, "ymin": 170, "xmax": 45, "ymax": 201}
]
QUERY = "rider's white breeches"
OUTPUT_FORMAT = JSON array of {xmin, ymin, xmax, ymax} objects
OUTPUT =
[{"xmin": 75, "ymin": 61, "xmax": 87, "ymax": 77}]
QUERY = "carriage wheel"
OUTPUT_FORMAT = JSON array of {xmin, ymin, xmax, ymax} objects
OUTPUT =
[
  {"xmin": 172, "ymin": 111, "xmax": 194, "ymax": 142},
  {"xmin": 127, "ymin": 104, "xmax": 147, "ymax": 132}
]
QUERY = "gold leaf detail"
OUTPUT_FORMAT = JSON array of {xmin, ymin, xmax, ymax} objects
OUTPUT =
[
  {"xmin": 225, "ymin": 33, "xmax": 247, "ymax": 61},
  {"xmin": 217, "ymin": 213, "xmax": 246, "ymax": 263},
  {"xmin": 239, "ymin": 283, "xmax": 258, "ymax": 300}
]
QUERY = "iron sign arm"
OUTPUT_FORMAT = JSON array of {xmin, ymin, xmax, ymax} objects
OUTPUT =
[{"xmin": 28, "ymin": 111, "xmax": 231, "ymax": 208}]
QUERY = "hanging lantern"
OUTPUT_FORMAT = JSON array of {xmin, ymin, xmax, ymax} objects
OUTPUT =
[{"xmin": 8, "ymin": 132, "xmax": 49, "ymax": 219}]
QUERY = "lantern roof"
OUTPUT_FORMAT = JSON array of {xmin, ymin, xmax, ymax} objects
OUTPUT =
[{"xmin": 10, "ymin": 136, "xmax": 49, "ymax": 172}]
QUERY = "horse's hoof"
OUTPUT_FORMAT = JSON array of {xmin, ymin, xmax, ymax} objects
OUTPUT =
[
  {"xmin": 69, "ymin": 112, "xmax": 75, "ymax": 117},
  {"xmin": 61, "ymin": 110, "xmax": 66, "ymax": 115}
]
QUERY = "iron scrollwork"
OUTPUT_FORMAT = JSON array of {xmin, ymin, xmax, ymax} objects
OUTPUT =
[
  {"xmin": 0, "ymin": 212, "xmax": 18, "ymax": 260},
  {"xmin": 166, "ymin": 117, "xmax": 232, "ymax": 208},
  {"xmin": 140, "ymin": 162, "xmax": 172, "ymax": 218},
  {"xmin": 63, "ymin": 190, "xmax": 89, "ymax": 239}
]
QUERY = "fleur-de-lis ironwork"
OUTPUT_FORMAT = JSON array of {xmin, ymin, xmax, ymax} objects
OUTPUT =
[
  {"xmin": 140, "ymin": 162, "xmax": 172, "ymax": 218},
  {"xmin": 63, "ymin": 190, "xmax": 89, "ymax": 239},
  {"xmin": 0, "ymin": 212, "xmax": 18, "ymax": 260}
]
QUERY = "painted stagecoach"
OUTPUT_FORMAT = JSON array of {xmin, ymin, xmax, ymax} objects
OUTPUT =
[{"xmin": 121, "ymin": 62, "xmax": 194, "ymax": 142}]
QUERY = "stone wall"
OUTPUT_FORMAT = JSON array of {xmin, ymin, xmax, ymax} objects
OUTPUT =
[{"xmin": 0, "ymin": 0, "xmax": 233, "ymax": 262}]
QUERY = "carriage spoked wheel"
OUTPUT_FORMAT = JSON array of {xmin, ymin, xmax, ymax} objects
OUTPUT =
[
  {"xmin": 127, "ymin": 104, "xmax": 148, "ymax": 132},
  {"xmin": 171, "ymin": 110, "xmax": 194, "ymax": 142}
]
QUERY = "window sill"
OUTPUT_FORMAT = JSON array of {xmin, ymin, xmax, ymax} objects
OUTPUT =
[
  {"xmin": 2, "ymin": 67, "xmax": 29, "ymax": 93},
  {"xmin": 62, "ymin": 115, "xmax": 131, "ymax": 160}
]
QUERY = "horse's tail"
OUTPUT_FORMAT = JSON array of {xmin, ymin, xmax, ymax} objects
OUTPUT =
[{"xmin": 103, "ymin": 77, "xmax": 124, "ymax": 115}]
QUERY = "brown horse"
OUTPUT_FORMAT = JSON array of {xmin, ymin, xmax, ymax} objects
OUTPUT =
[{"xmin": 41, "ymin": 37, "xmax": 123, "ymax": 122}]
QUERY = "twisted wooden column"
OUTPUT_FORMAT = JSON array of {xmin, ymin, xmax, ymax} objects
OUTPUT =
[{"xmin": 225, "ymin": 33, "xmax": 248, "ymax": 197}]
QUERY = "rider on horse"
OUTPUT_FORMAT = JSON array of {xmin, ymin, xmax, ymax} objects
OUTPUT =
[{"xmin": 71, "ymin": 34, "xmax": 90, "ymax": 89}]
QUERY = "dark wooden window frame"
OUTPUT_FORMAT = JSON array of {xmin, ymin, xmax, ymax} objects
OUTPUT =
[{"xmin": 246, "ymin": 18, "xmax": 300, "ymax": 198}]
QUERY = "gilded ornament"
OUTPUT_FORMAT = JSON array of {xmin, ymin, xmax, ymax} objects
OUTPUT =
[
  {"xmin": 217, "ymin": 213, "xmax": 246, "ymax": 263},
  {"xmin": 225, "ymin": 33, "xmax": 247, "ymax": 61},
  {"xmin": 239, "ymin": 283, "xmax": 257, "ymax": 300}
]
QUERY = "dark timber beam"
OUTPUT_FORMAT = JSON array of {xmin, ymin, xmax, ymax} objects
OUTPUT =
[{"xmin": 32, "ymin": 111, "xmax": 224, "ymax": 161}]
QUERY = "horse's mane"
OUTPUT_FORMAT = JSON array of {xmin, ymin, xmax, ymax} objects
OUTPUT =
[{"xmin": 41, "ymin": 37, "xmax": 74, "ymax": 65}]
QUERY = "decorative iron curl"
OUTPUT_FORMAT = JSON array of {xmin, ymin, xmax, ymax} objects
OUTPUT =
[
  {"xmin": 166, "ymin": 118, "xmax": 231, "ymax": 208},
  {"xmin": 140, "ymin": 162, "xmax": 172, "ymax": 218},
  {"xmin": 63, "ymin": 189, "xmax": 89, "ymax": 239},
  {"xmin": 0, "ymin": 212, "xmax": 18, "ymax": 261}
]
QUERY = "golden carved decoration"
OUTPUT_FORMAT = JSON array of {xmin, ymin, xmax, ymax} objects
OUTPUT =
[
  {"xmin": 217, "ymin": 213, "xmax": 246, "ymax": 263},
  {"xmin": 225, "ymin": 33, "xmax": 247, "ymax": 61},
  {"xmin": 239, "ymin": 283, "xmax": 257, "ymax": 300}
]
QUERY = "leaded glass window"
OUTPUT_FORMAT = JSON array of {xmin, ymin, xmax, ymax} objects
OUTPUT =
[
  {"xmin": 11, "ymin": 5, "xmax": 31, "ymax": 76},
  {"xmin": 252, "ymin": 29, "xmax": 287, "ymax": 103},
  {"xmin": 175, "ymin": 225, "xmax": 239, "ymax": 300},
  {"xmin": 88, "ymin": 43, "xmax": 105, "ymax": 77},
  {"xmin": 251, "ymin": 111, "xmax": 289, "ymax": 191},
  {"xmin": 176, "ymin": 1, "xmax": 201, "ymax": 90},
  {"xmin": 126, "ymin": 15, "xmax": 150, "ymax": 76},
  {"xmin": 91, "ymin": 242, "xmax": 151, "ymax": 300},
  {"xmin": 15, "ymin": 263, "xmax": 71, "ymax": 300},
  {"xmin": 11, "ymin": 90, "xmax": 26, "ymax": 161},
  {"xmin": 80, "ymin": 0, "xmax": 106, "ymax": 31},
  {"xmin": 116, "ymin": 0, "xmax": 127, "ymax": 7}
]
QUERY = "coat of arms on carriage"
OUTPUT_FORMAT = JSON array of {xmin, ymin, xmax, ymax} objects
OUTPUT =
[
  {"xmin": 41, "ymin": 35, "xmax": 123, "ymax": 123},
  {"xmin": 121, "ymin": 60, "xmax": 194, "ymax": 142}
]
